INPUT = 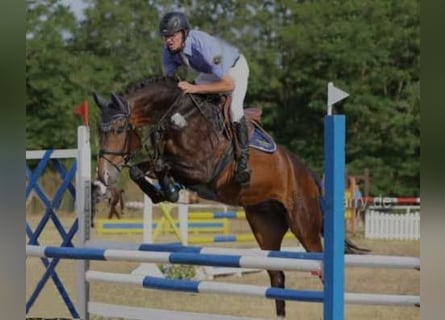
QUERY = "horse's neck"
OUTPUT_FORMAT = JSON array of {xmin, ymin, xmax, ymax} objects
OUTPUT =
[
  {"xmin": 165, "ymin": 99, "xmax": 228, "ymax": 156},
  {"xmin": 129, "ymin": 93, "xmax": 178, "ymax": 128},
  {"xmin": 129, "ymin": 90, "xmax": 226, "ymax": 148}
]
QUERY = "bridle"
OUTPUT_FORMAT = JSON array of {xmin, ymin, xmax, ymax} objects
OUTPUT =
[{"xmin": 98, "ymin": 114, "xmax": 140, "ymax": 172}]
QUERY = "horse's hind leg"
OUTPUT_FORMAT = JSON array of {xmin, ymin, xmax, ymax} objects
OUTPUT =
[
  {"xmin": 287, "ymin": 195, "xmax": 324, "ymax": 281},
  {"xmin": 244, "ymin": 201, "xmax": 289, "ymax": 319},
  {"xmin": 287, "ymin": 197, "xmax": 323, "ymax": 253}
]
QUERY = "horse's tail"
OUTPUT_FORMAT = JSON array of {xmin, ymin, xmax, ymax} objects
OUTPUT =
[{"xmin": 310, "ymin": 169, "xmax": 370, "ymax": 255}]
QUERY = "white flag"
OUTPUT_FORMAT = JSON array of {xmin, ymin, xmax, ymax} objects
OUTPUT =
[{"xmin": 328, "ymin": 82, "xmax": 349, "ymax": 106}]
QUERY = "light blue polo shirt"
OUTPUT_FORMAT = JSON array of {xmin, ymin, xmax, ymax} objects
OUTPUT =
[{"xmin": 162, "ymin": 30, "xmax": 240, "ymax": 79}]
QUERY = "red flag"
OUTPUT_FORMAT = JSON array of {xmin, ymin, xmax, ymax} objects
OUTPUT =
[{"xmin": 74, "ymin": 100, "xmax": 89, "ymax": 126}]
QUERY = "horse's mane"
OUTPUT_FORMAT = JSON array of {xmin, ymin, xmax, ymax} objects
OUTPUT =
[
  {"xmin": 124, "ymin": 75, "xmax": 221, "ymax": 106},
  {"xmin": 124, "ymin": 75, "xmax": 178, "ymax": 95}
]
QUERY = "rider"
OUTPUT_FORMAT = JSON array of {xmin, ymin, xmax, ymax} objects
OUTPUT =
[{"xmin": 159, "ymin": 11, "xmax": 251, "ymax": 187}]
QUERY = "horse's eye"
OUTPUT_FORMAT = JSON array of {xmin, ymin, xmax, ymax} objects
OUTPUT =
[{"xmin": 116, "ymin": 126, "xmax": 125, "ymax": 134}]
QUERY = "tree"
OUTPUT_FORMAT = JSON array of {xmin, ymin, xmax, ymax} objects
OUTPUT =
[{"xmin": 26, "ymin": 0, "xmax": 82, "ymax": 149}]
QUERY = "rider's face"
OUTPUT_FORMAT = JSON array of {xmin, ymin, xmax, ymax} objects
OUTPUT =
[{"xmin": 163, "ymin": 31, "xmax": 184, "ymax": 52}]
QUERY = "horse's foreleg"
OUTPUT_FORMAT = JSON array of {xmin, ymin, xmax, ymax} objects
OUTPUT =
[{"xmin": 129, "ymin": 165, "xmax": 166, "ymax": 203}]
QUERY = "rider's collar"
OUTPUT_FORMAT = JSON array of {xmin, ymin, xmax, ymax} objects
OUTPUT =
[{"xmin": 182, "ymin": 34, "xmax": 192, "ymax": 56}]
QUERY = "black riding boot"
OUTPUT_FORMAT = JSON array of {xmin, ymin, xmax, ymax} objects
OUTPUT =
[{"xmin": 233, "ymin": 116, "xmax": 251, "ymax": 187}]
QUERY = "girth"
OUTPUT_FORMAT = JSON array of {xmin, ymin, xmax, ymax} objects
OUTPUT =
[{"xmin": 187, "ymin": 141, "xmax": 235, "ymax": 200}]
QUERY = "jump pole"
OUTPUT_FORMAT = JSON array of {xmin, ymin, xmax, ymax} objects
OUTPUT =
[{"xmin": 324, "ymin": 82, "xmax": 349, "ymax": 320}]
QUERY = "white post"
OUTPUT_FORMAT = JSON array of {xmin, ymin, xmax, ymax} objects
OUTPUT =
[
  {"xmin": 132, "ymin": 185, "xmax": 164, "ymax": 277},
  {"xmin": 75, "ymin": 126, "xmax": 91, "ymax": 320},
  {"xmin": 178, "ymin": 204, "xmax": 188, "ymax": 245},
  {"xmin": 143, "ymin": 194, "xmax": 153, "ymax": 243}
]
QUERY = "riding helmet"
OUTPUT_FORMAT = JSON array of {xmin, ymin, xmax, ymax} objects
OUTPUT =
[{"xmin": 159, "ymin": 12, "xmax": 190, "ymax": 37}]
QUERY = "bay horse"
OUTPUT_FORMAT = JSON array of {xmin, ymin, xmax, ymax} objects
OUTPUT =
[{"xmin": 93, "ymin": 76, "xmax": 367, "ymax": 318}]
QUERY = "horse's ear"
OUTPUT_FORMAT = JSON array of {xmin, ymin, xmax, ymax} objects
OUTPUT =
[
  {"xmin": 111, "ymin": 93, "xmax": 128, "ymax": 114},
  {"xmin": 92, "ymin": 92, "xmax": 108, "ymax": 109}
]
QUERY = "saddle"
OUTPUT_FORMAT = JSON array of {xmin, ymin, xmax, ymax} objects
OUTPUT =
[{"xmin": 220, "ymin": 95, "xmax": 276, "ymax": 153}]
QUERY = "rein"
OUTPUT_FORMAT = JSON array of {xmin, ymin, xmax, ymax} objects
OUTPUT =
[
  {"xmin": 175, "ymin": 75, "xmax": 219, "ymax": 134},
  {"xmin": 156, "ymin": 91, "xmax": 184, "ymax": 125}
]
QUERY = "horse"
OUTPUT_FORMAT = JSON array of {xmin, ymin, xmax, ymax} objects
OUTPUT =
[{"xmin": 93, "ymin": 76, "xmax": 368, "ymax": 319}]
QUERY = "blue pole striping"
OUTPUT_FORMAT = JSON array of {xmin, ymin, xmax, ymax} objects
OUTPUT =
[
  {"xmin": 169, "ymin": 252, "xmax": 241, "ymax": 267},
  {"xmin": 44, "ymin": 247, "xmax": 106, "ymax": 260},
  {"xmin": 137, "ymin": 243, "xmax": 323, "ymax": 261},
  {"xmin": 266, "ymin": 288, "xmax": 324, "ymax": 303},
  {"xmin": 268, "ymin": 251, "xmax": 323, "ymax": 261},
  {"xmin": 139, "ymin": 243, "xmax": 188, "ymax": 252},
  {"xmin": 143, "ymin": 276, "xmax": 199, "ymax": 293},
  {"xmin": 214, "ymin": 235, "xmax": 237, "ymax": 242},
  {"xmin": 188, "ymin": 222, "xmax": 225, "ymax": 228},
  {"xmin": 213, "ymin": 211, "xmax": 238, "ymax": 219}
]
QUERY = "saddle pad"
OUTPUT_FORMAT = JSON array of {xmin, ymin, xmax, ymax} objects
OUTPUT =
[{"xmin": 249, "ymin": 126, "xmax": 277, "ymax": 153}]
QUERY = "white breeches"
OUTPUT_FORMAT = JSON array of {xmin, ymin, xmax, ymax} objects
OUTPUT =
[{"xmin": 195, "ymin": 54, "xmax": 249, "ymax": 122}]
